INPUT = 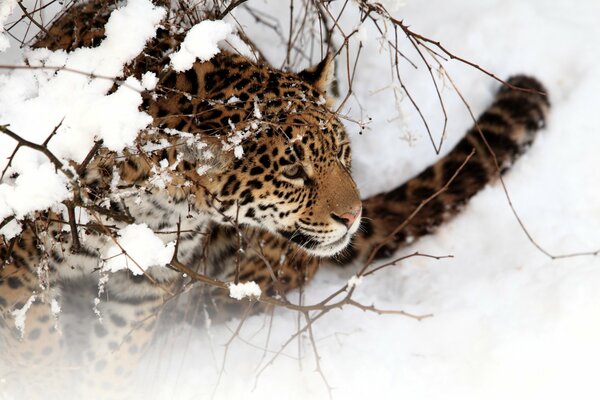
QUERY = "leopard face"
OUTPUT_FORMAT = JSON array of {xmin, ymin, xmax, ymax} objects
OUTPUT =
[
  {"xmin": 184, "ymin": 55, "xmax": 362, "ymax": 257},
  {"xmin": 196, "ymin": 105, "xmax": 362, "ymax": 257}
]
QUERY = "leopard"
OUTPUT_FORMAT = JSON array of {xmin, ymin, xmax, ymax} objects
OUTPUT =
[{"xmin": 0, "ymin": 0, "xmax": 550, "ymax": 398}]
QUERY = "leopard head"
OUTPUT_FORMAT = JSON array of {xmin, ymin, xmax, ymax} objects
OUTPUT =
[{"xmin": 192, "ymin": 54, "xmax": 362, "ymax": 257}]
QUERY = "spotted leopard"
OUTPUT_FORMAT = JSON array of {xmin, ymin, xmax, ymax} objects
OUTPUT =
[{"xmin": 0, "ymin": 0, "xmax": 549, "ymax": 398}]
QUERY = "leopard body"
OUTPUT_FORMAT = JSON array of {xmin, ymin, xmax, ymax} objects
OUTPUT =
[{"xmin": 0, "ymin": 0, "xmax": 550, "ymax": 398}]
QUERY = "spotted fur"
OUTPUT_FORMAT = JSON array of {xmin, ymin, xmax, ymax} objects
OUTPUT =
[{"xmin": 0, "ymin": 0, "xmax": 550, "ymax": 397}]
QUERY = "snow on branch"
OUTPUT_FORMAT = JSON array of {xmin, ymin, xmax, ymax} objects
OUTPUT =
[
  {"xmin": 103, "ymin": 224, "xmax": 175, "ymax": 275},
  {"xmin": 0, "ymin": 0, "xmax": 16, "ymax": 51},
  {"xmin": 170, "ymin": 20, "xmax": 233, "ymax": 72},
  {"xmin": 228, "ymin": 281, "xmax": 262, "ymax": 300}
]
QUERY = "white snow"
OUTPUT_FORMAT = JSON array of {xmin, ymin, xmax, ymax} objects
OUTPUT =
[
  {"xmin": 137, "ymin": 1, "xmax": 600, "ymax": 399},
  {"xmin": 0, "ymin": 0, "xmax": 17, "ymax": 51},
  {"xmin": 60, "ymin": 76, "xmax": 152, "ymax": 152},
  {"xmin": 10, "ymin": 294, "xmax": 36, "ymax": 339},
  {"xmin": 50, "ymin": 298, "xmax": 61, "ymax": 315},
  {"xmin": 0, "ymin": 216, "xmax": 20, "ymax": 239},
  {"xmin": 103, "ymin": 224, "xmax": 175, "ymax": 275},
  {"xmin": 253, "ymin": 97, "xmax": 262, "ymax": 119},
  {"xmin": 0, "ymin": 162, "xmax": 70, "ymax": 220},
  {"xmin": 2, "ymin": 0, "xmax": 600, "ymax": 399},
  {"xmin": 346, "ymin": 275, "xmax": 363, "ymax": 289},
  {"xmin": 381, "ymin": 0, "xmax": 406, "ymax": 12},
  {"xmin": 141, "ymin": 71, "xmax": 158, "ymax": 90},
  {"xmin": 228, "ymin": 281, "xmax": 262, "ymax": 300},
  {"xmin": 233, "ymin": 145, "xmax": 244, "ymax": 159},
  {"xmin": 170, "ymin": 20, "xmax": 233, "ymax": 72},
  {"xmin": 0, "ymin": 0, "xmax": 165, "ymax": 223}
]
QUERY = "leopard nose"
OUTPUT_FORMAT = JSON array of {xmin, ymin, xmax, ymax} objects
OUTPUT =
[{"xmin": 331, "ymin": 206, "xmax": 362, "ymax": 228}]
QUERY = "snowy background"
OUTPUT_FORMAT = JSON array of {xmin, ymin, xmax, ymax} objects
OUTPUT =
[{"xmin": 2, "ymin": 0, "xmax": 600, "ymax": 399}]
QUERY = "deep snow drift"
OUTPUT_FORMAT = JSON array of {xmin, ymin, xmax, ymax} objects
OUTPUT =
[{"xmin": 2, "ymin": 0, "xmax": 600, "ymax": 399}]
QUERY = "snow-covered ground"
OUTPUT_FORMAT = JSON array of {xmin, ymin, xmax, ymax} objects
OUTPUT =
[{"xmin": 2, "ymin": 0, "xmax": 600, "ymax": 399}]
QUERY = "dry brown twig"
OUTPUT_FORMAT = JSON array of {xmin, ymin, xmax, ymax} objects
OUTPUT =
[{"xmin": 211, "ymin": 301, "xmax": 256, "ymax": 399}]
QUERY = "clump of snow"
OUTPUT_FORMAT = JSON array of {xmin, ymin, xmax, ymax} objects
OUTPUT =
[
  {"xmin": 228, "ymin": 281, "xmax": 262, "ymax": 300},
  {"xmin": 233, "ymin": 145, "xmax": 244, "ymax": 159},
  {"xmin": 11, "ymin": 294, "xmax": 36, "ymax": 339},
  {"xmin": 0, "ymin": 163, "xmax": 70, "ymax": 220},
  {"xmin": 93, "ymin": 297, "xmax": 102, "ymax": 321},
  {"xmin": 221, "ymin": 120, "xmax": 262, "ymax": 159},
  {"xmin": 93, "ymin": 272, "xmax": 109, "ymax": 321},
  {"xmin": 103, "ymin": 224, "xmax": 175, "ymax": 275},
  {"xmin": 93, "ymin": 0, "xmax": 166, "ymax": 73},
  {"xmin": 50, "ymin": 298, "xmax": 62, "ymax": 333},
  {"xmin": 170, "ymin": 20, "xmax": 233, "ymax": 72},
  {"xmin": 148, "ymin": 158, "xmax": 174, "ymax": 189},
  {"xmin": 141, "ymin": 71, "xmax": 159, "ymax": 90},
  {"xmin": 0, "ymin": 217, "xmax": 20, "ymax": 239},
  {"xmin": 60, "ymin": 76, "xmax": 152, "ymax": 152},
  {"xmin": 50, "ymin": 298, "xmax": 61, "ymax": 315},
  {"xmin": 0, "ymin": 0, "xmax": 16, "ymax": 52},
  {"xmin": 347, "ymin": 275, "xmax": 363, "ymax": 289},
  {"xmin": 253, "ymin": 97, "xmax": 262, "ymax": 119},
  {"xmin": 356, "ymin": 23, "xmax": 369, "ymax": 43}
]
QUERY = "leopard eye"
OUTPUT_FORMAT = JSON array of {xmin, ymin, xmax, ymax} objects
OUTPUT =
[
  {"xmin": 283, "ymin": 164, "xmax": 305, "ymax": 180},
  {"xmin": 337, "ymin": 144, "xmax": 349, "ymax": 164}
]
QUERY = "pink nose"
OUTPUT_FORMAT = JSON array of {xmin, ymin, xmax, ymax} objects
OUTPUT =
[{"xmin": 332, "ymin": 207, "xmax": 362, "ymax": 228}]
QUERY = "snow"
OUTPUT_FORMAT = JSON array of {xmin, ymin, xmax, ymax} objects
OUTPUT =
[
  {"xmin": 0, "ymin": 0, "xmax": 16, "ymax": 51},
  {"xmin": 0, "ymin": 214, "xmax": 20, "ymax": 239},
  {"xmin": 0, "ymin": 162, "xmax": 70, "ymax": 220},
  {"xmin": 50, "ymin": 298, "xmax": 61, "ymax": 315},
  {"xmin": 170, "ymin": 20, "xmax": 233, "ymax": 72},
  {"xmin": 60, "ymin": 76, "xmax": 152, "ymax": 152},
  {"xmin": 140, "ymin": 71, "xmax": 158, "ymax": 90},
  {"xmin": 346, "ymin": 275, "xmax": 363, "ymax": 289},
  {"xmin": 0, "ymin": 0, "xmax": 165, "ymax": 223},
  {"xmin": 2, "ymin": 0, "xmax": 600, "ymax": 399},
  {"xmin": 196, "ymin": 164, "xmax": 211, "ymax": 175},
  {"xmin": 137, "ymin": 1, "xmax": 600, "ymax": 399},
  {"xmin": 228, "ymin": 281, "xmax": 262, "ymax": 300},
  {"xmin": 356, "ymin": 23, "xmax": 368, "ymax": 43},
  {"xmin": 10, "ymin": 294, "xmax": 36, "ymax": 339},
  {"xmin": 378, "ymin": 0, "xmax": 406, "ymax": 12},
  {"xmin": 233, "ymin": 145, "xmax": 244, "ymax": 159},
  {"xmin": 103, "ymin": 224, "xmax": 175, "ymax": 275}
]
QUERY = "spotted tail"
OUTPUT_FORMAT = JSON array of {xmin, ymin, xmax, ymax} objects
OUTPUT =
[{"xmin": 337, "ymin": 76, "xmax": 550, "ymax": 264}]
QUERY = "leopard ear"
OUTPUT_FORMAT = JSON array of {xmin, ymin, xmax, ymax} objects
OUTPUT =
[{"xmin": 298, "ymin": 54, "xmax": 334, "ymax": 93}]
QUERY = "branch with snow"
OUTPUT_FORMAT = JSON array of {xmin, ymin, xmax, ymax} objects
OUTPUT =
[
  {"xmin": 346, "ymin": 275, "xmax": 363, "ymax": 289},
  {"xmin": 169, "ymin": 18, "xmax": 255, "ymax": 73},
  {"xmin": 0, "ymin": 0, "xmax": 165, "ymax": 227},
  {"xmin": 170, "ymin": 20, "xmax": 233, "ymax": 72},
  {"xmin": 103, "ymin": 224, "xmax": 175, "ymax": 275},
  {"xmin": 228, "ymin": 281, "xmax": 262, "ymax": 300}
]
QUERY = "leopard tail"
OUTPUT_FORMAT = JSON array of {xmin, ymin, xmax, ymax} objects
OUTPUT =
[{"xmin": 336, "ymin": 75, "xmax": 550, "ymax": 264}]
